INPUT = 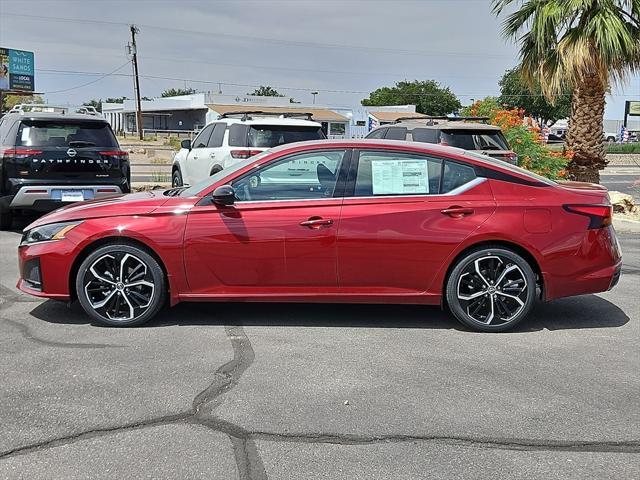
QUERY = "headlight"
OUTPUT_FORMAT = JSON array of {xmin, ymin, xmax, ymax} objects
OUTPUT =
[{"xmin": 21, "ymin": 221, "xmax": 83, "ymax": 245}]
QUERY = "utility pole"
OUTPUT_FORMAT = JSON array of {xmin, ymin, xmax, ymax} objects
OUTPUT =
[{"xmin": 129, "ymin": 25, "xmax": 144, "ymax": 140}]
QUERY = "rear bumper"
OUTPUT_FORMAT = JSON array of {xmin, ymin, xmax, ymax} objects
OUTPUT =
[{"xmin": 9, "ymin": 185, "xmax": 122, "ymax": 208}]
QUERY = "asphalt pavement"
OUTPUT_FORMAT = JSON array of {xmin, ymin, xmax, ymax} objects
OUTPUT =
[{"xmin": 0, "ymin": 224, "xmax": 638, "ymax": 479}]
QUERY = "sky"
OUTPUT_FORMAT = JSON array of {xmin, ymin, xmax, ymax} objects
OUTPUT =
[{"xmin": 1, "ymin": 0, "xmax": 638, "ymax": 119}]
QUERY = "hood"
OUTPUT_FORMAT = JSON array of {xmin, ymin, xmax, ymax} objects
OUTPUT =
[{"xmin": 25, "ymin": 190, "xmax": 171, "ymax": 230}]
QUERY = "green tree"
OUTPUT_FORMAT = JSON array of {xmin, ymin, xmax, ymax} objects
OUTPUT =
[
  {"xmin": 493, "ymin": 0, "xmax": 640, "ymax": 183},
  {"xmin": 498, "ymin": 68, "xmax": 571, "ymax": 126},
  {"xmin": 105, "ymin": 97, "xmax": 127, "ymax": 103},
  {"xmin": 83, "ymin": 98, "xmax": 102, "ymax": 112},
  {"xmin": 361, "ymin": 80, "xmax": 461, "ymax": 116},
  {"xmin": 248, "ymin": 86, "xmax": 284, "ymax": 97},
  {"xmin": 1, "ymin": 94, "xmax": 44, "ymax": 113},
  {"xmin": 161, "ymin": 88, "xmax": 196, "ymax": 98}
]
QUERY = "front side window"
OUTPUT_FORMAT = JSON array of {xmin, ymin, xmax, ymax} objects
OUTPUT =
[
  {"xmin": 232, "ymin": 150, "xmax": 346, "ymax": 202},
  {"xmin": 354, "ymin": 151, "xmax": 442, "ymax": 197},
  {"xmin": 192, "ymin": 124, "xmax": 214, "ymax": 148},
  {"xmin": 366, "ymin": 128, "xmax": 386, "ymax": 139}
]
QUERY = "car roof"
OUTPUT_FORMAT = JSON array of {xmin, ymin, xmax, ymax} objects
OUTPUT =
[
  {"xmin": 212, "ymin": 117, "xmax": 322, "ymax": 127},
  {"xmin": 385, "ymin": 120, "xmax": 502, "ymax": 131},
  {"xmin": 3, "ymin": 111, "xmax": 108, "ymax": 123}
]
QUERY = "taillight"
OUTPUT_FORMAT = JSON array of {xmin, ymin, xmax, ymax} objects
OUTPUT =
[
  {"xmin": 563, "ymin": 204, "xmax": 612, "ymax": 229},
  {"xmin": 99, "ymin": 150, "xmax": 129, "ymax": 160},
  {"xmin": 2, "ymin": 148, "xmax": 43, "ymax": 159},
  {"xmin": 504, "ymin": 152, "xmax": 518, "ymax": 164},
  {"xmin": 230, "ymin": 149, "xmax": 262, "ymax": 159}
]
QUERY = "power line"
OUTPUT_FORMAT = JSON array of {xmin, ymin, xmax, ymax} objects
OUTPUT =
[
  {"xmin": 2, "ymin": 12, "xmax": 515, "ymax": 60},
  {"xmin": 41, "ymin": 61, "xmax": 132, "ymax": 94}
]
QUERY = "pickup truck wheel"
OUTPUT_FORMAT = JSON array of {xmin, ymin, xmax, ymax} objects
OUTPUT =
[{"xmin": 172, "ymin": 170, "xmax": 183, "ymax": 187}]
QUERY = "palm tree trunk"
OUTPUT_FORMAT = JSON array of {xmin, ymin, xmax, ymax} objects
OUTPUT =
[{"xmin": 565, "ymin": 76, "xmax": 607, "ymax": 183}]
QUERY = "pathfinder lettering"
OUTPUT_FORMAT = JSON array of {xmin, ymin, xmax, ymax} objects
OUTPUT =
[{"xmin": 32, "ymin": 159, "xmax": 110, "ymax": 164}]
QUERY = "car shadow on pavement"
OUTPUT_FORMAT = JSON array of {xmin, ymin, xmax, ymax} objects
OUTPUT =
[{"xmin": 29, "ymin": 293, "xmax": 629, "ymax": 333}]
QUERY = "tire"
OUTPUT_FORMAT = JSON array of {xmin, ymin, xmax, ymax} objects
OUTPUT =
[
  {"xmin": 210, "ymin": 165, "xmax": 223, "ymax": 176},
  {"xmin": 0, "ymin": 199, "xmax": 12, "ymax": 231},
  {"xmin": 75, "ymin": 243, "xmax": 166, "ymax": 327},
  {"xmin": 172, "ymin": 169, "xmax": 183, "ymax": 187},
  {"xmin": 445, "ymin": 247, "xmax": 536, "ymax": 332}
]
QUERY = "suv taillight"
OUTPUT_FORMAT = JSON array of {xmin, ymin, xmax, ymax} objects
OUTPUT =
[
  {"xmin": 563, "ymin": 204, "xmax": 612, "ymax": 229},
  {"xmin": 504, "ymin": 152, "xmax": 518, "ymax": 164},
  {"xmin": 99, "ymin": 150, "xmax": 129, "ymax": 160},
  {"xmin": 2, "ymin": 148, "xmax": 43, "ymax": 159},
  {"xmin": 230, "ymin": 149, "xmax": 262, "ymax": 159}
]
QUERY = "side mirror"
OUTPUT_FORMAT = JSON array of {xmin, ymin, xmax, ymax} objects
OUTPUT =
[
  {"xmin": 181, "ymin": 139, "xmax": 191, "ymax": 150},
  {"xmin": 212, "ymin": 185, "xmax": 236, "ymax": 206}
]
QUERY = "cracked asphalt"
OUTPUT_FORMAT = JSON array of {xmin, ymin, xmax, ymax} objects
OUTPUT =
[{"xmin": 0, "ymin": 223, "xmax": 638, "ymax": 479}]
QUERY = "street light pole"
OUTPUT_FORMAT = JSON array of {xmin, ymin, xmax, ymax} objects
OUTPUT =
[
  {"xmin": 311, "ymin": 91, "xmax": 318, "ymax": 105},
  {"xmin": 129, "ymin": 25, "xmax": 144, "ymax": 140}
]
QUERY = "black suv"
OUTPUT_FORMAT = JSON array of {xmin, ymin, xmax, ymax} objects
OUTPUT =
[
  {"xmin": 0, "ymin": 106, "xmax": 130, "ymax": 229},
  {"xmin": 366, "ymin": 116, "xmax": 518, "ymax": 165}
]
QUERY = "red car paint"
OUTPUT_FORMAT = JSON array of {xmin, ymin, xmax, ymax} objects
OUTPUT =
[{"xmin": 18, "ymin": 140, "xmax": 622, "ymax": 308}]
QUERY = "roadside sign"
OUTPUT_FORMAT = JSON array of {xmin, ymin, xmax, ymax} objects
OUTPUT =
[
  {"xmin": 628, "ymin": 101, "xmax": 640, "ymax": 117},
  {"xmin": 0, "ymin": 48, "xmax": 35, "ymax": 92}
]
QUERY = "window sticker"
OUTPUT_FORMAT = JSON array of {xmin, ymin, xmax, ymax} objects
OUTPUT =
[{"xmin": 371, "ymin": 159, "xmax": 429, "ymax": 195}]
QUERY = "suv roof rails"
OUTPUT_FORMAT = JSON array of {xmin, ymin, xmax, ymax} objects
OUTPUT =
[
  {"xmin": 394, "ymin": 115, "xmax": 490, "ymax": 125},
  {"xmin": 8, "ymin": 104, "xmax": 104, "ymax": 117},
  {"xmin": 218, "ymin": 110, "xmax": 314, "ymax": 121}
]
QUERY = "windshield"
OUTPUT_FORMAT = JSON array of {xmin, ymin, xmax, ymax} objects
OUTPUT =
[
  {"xmin": 248, "ymin": 125, "xmax": 324, "ymax": 148},
  {"xmin": 440, "ymin": 130, "xmax": 509, "ymax": 151},
  {"xmin": 178, "ymin": 150, "xmax": 273, "ymax": 197},
  {"xmin": 465, "ymin": 151, "xmax": 557, "ymax": 186},
  {"xmin": 17, "ymin": 120, "xmax": 118, "ymax": 148}
]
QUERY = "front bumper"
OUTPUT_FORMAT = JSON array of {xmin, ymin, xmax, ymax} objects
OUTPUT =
[{"xmin": 17, "ymin": 238, "xmax": 76, "ymax": 301}]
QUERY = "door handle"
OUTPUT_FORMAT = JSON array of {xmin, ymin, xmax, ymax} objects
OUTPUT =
[
  {"xmin": 300, "ymin": 217, "xmax": 334, "ymax": 229},
  {"xmin": 193, "ymin": 156, "xmax": 199, "ymax": 160},
  {"xmin": 210, "ymin": 153, "xmax": 216, "ymax": 158},
  {"xmin": 441, "ymin": 206, "xmax": 474, "ymax": 217}
]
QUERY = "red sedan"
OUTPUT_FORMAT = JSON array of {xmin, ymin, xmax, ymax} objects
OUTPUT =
[{"xmin": 17, "ymin": 140, "xmax": 622, "ymax": 332}]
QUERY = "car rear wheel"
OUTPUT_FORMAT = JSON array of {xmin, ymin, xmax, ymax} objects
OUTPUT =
[
  {"xmin": 172, "ymin": 169, "xmax": 183, "ymax": 187},
  {"xmin": 76, "ymin": 243, "xmax": 166, "ymax": 327},
  {"xmin": 445, "ymin": 247, "xmax": 536, "ymax": 332}
]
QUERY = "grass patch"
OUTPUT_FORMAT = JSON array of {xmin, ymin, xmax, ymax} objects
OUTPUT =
[{"xmin": 605, "ymin": 143, "xmax": 640, "ymax": 154}]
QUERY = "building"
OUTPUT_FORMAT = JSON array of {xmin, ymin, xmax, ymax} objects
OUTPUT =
[{"xmin": 102, "ymin": 92, "xmax": 421, "ymax": 139}]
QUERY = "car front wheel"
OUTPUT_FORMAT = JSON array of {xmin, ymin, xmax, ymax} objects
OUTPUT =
[
  {"xmin": 445, "ymin": 247, "xmax": 536, "ymax": 332},
  {"xmin": 76, "ymin": 243, "xmax": 166, "ymax": 327}
]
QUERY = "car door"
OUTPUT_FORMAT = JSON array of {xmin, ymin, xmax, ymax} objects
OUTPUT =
[
  {"xmin": 336, "ymin": 149, "xmax": 496, "ymax": 293},
  {"xmin": 183, "ymin": 149, "xmax": 350, "ymax": 294},
  {"xmin": 184, "ymin": 124, "xmax": 214, "ymax": 185}
]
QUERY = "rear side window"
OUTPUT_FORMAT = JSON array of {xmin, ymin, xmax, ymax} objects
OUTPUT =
[
  {"xmin": 353, "ymin": 151, "xmax": 442, "ymax": 197},
  {"xmin": 247, "ymin": 125, "xmax": 324, "ymax": 148},
  {"xmin": 16, "ymin": 121, "xmax": 118, "ymax": 148},
  {"xmin": 228, "ymin": 124, "xmax": 249, "ymax": 147},
  {"xmin": 384, "ymin": 127, "xmax": 407, "ymax": 140},
  {"xmin": 410, "ymin": 128, "xmax": 439, "ymax": 143},
  {"xmin": 441, "ymin": 161, "xmax": 476, "ymax": 193},
  {"xmin": 366, "ymin": 128, "xmax": 386, "ymax": 139},
  {"xmin": 208, "ymin": 123, "xmax": 226, "ymax": 148}
]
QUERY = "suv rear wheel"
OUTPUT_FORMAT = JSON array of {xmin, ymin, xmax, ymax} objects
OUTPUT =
[
  {"xmin": 172, "ymin": 169, "xmax": 183, "ymax": 187},
  {"xmin": 0, "ymin": 199, "xmax": 13, "ymax": 230}
]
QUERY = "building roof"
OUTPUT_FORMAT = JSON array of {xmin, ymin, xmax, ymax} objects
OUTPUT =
[
  {"xmin": 369, "ymin": 111, "xmax": 428, "ymax": 122},
  {"xmin": 206, "ymin": 104, "xmax": 348, "ymax": 122}
]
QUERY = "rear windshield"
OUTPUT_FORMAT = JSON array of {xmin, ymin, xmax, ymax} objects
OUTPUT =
[
  {"xmin": 247, "ymin": 125, "xmax": 325, "ymax": 148},
  {"xmin": 440, "ymin": 129, "xmax": 509, "ymax": 151},
  {"xmin": 16, "ymin": 120, "xmax": 118, "ymax": 148}
]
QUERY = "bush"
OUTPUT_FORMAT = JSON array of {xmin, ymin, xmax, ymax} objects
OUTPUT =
[{"xmin": 463, "ymin": 99, "xmax": 570, "ymax": 180}]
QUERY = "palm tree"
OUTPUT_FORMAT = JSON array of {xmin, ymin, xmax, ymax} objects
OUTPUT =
[{"xmin": 492, "ymin": 0, "xmax": 640, "ymax": 183}]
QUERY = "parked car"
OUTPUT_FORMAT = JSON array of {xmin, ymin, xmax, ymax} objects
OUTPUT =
[
  {"xmin": 0, "ymin": 104, "xmax": 129, "ymax": 230},
  {"xmin": 18, "ymin": 139, "xmax": 621, "ymax": 332},
  {"xmin": 604, "ymin": 132, "xmax": 619, "ymax": 142},
  {"xmin": 171, "ymin": 111, "xmax": 326, "ymax": 187},
  {"xmin": 366, "ymin": 117, "xmax": 519, "ymax": 165}
]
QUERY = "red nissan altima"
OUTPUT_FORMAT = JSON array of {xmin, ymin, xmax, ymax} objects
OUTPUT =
[{"xmin": 17, "ymin": 140, "xmax": 622, "ymax": 332}]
